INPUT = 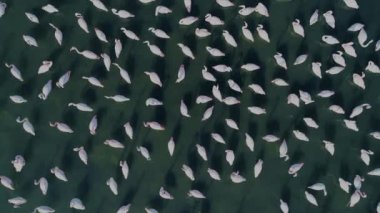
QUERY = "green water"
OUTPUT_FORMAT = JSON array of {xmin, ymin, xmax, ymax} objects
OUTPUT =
[{"xmin": 1, "ymin": 0, "xmax": 380, "ymax": 212}]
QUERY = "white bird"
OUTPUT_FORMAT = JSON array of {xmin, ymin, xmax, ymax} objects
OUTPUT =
[
  {"xmin": 228, "ymin": 80, "xmax": 242, "ymax": 93},
  {"xmin": 168, "ymin": 137, "xmax": 175, "ymax": 156},
  {"xmin": 205, "ymin": 13, "xmax": 224, "ymax": 25},
  {"xmin": 159, "ymin": 187, "xmax": 174, "ymax": 200},
  {"xmin": 358, "ymin": 28, "xmax": 373, "ymax": 47},
  {"xmin": 329, "ymin": 105, "xmax": 345, "ymax": 114},
  {"xmin": 184, "ymin": 0, "xmax": 191, "ymax": 12},
  {"xmin": 38, "ymin": 80, "xmax": 52, "ymax": 100},
  {"xmin": 89, "ymin": 0, "xmax": 108, "ymax": 12},
  {"xmin": 254, "ymin": 159, "xmax": 263, "ymax": 178},
  {"xmin": 25, "ymin": 12, "xmax": 39, "ymax": 23},
  {"xmin": 292, "ymin": 19, "xmax": 305, "ymax": 37},
  {"xmin": 211, "ymin": 133, "xmax": 226, "ymax": 144},
  {"xmin": 144, "ymin": 41, "xmax": 164, "ymax": 57},
  {"xmin": 241, "ymin": 22, "xmax": 254, "ymax": 42},
  {"xmin": 368, "ymin": 168, "xmax": 380, "ymax": 176},
  {"xmin": 148, "ymin": 27, "xmax": 170, "ymax": 39},
  {"xmin": 143, "ymin": 121, "xmax": 165, "ymax": 130},
  {"xmin": 195, "ymin": 28, "xmax": 211, "ymax": 38},
  {"xmin": 117, "ymin": 204, "xmax": 131, "ymax": 213},
  {"xmin": 317, "ymin": 90, "xmax": 335, "ymax": 98},
  {"xmin": 332, "ymin": 51, "xmax": 346, "ymax": 67},
  {"xmin": 48, "ymin": 23, "xmax": 63, "ymax": 45},
  {"xmin": 242, "ymin": 63, "xmax": 260, "ymax": 72},
  {"xmin": 70, "ymin": 47, "xmax": 99, "ymax": 60},
  {"xmin": 262, "ymin": 134, "xmax": 279, "ymax": 143},
  {"xmin": 0, "ymin": 2, "xmax": 6, "ymax": 17},
  {"xmin": 339, "ymin": 178, "xmax": 351, "ymax": 193},
  {"xmin": 249, "ymin": 83, "xmax": 265, "ymax": 95},
  {"xmin": 244, "ymin": 133, "xmax": 254, "ymax": 152},
  {"xmin": 256, "ymin": 24, "xmax": 270, "ymax": 42},
  {"xmin": 104, "ymin": 139, "xmax": 124, "ymax": 149},
  {"xmin": 370, "ymin": 132, "xmax": 380, "ymax": 140},
  {"xmin": 68, "ymin": 102, "xmax": 93, "ymax": 112},
  {"xmin": 145, "ymin": 98, "xmax": 163, "ymax": 106},
  {"xmin": 230, "ymin": 172, "xmax": 246, "ymax": 183},
  {"xmin": 94, "ymin": 28, "xmax": 108, "ymax": 43},
  {"xmin": 294, "ymin": 54, "xmax": 308, "ymax": 65},
  {"xmin": 305, "ymin": 191, "xmax": 318, "ymax": 206},
  {"xmin": 176, "ymin": 64, "xmax": 185, "ymax": 83},
  {"xmin": 82, "ymin": 76, "xmax": 104, "ymax": 88},
  {"xmin": 139, "ymin": 0, "xmax": 156, "ymax": 3},
  {"xmin": 120, "ymin": 28, "xmax": 140, "ymax": 40},
  {"xmin": 33, "ymin": 206, "xmax": 55, "ymax": 213},
  {"xmin": 119, "ymin": 161, "xmax": 129, "ymax": 179},
  {"xmin": 207, "ymin": 168, "xmax": 221, "ymax": 181},
  {"xmin": 348, "ymin": 23, "xmax": 364, "ymax": 32},
  {"xmin": 50, "ymin": 167, "xmax": 68, "ymax": 182},
  {"xmin": 350, "ymin": 103, "xmax": 371, "ymax": 118},
  {"xmin": 115, "ymin": 39, "xmax": 122, "ymax": 58},
  {"xmin": 11, "ymin": 155, "xmax": 25, "ymax": 172},
  {"xmin": 341, "ymin": 42, "xmax": 357, "ymax": 57},
  {"xmin": 181, "ymin": 164, "xmax": 195, "ymax": 181},
  {"xmin": 8, "ymin": 197, "xmax": 27, "ymax": 208},
  {"xmin": 23, "ymin": 34, "xmax": 38, "ymax": 47},
  {"xmin": 206, "ymin": 46, "xmax": 225, "ymax": 57},
  {"xmin": 74, "ymin": 13, "xmax": 89, "ymax": 33},
  {"xmin": 104, "ymin": 95, "xmax": 130, "ymax": 102},
  {"xmin": 360, "ymin": 149, "xmax": 374, "ymax": 165},
  {"xmin": 343, "ymin": 119, "xmax": 359, "ymax": 131},
  {"xmin": 113, "ymin": 63, "xmax": 131, "ymax": 84},
  {"xmin": 238, "ymin": 5, "xmax": 255, "ymax": 16},
  {"xmin": 311, "ymin": 62, "xmax": 322, "ymax": 78},
  {"xmin": 144, "ymin": 71, "xmax": 162, "ymax": 87},
  {"xmin": 225, "ymin": 118, "xmax": 239, "ymax": 130},
  {"xmin": 279, "ymin": 140, "xmax": 289, "ymax": 161},
  {"xmin": 376, "ymin": 40, "xmax": 380, "ymax": 52},
  {"xmin": 188, "ymin": 190, "xmax": 206, "ymax": 199},
  {"xmin": 303, "ymin": 117, "xmax": 319, "ymax": 129},
  {"xmin": 34, "ymin": 177, "xmax": 48, "ymax": 195},
  {"xmin": 308, "ymin": 183, "xmax": 327, "ymax": 196},
  {"xmin": 248, "ymin": 106, "xmax": 266, "ymax": 115},
  {"xmin": 73, "ymin": 147, "xmax": 88, "ymax": 165},
  {"xmin": 196, "ymin": 95, "xmax": 212, "ymax": 104},
  {"xmin": 217, "ymin": 0, "xmax": 234, "ymax": 7},
  {"xmin": 201, "ymin": 106, "xmax": 214, "ymax": 121},
  {"xmin": 37, "ymin": 60, "xmax": 53, "ymax": 75},
  {"xmin": 49, "ymin": 122, "xmax": 74, "ymax": 133},
  {"xmin": 323, "ymin": 10, "xmax": 335, "ymax": 28},
  {"xmin": 124, "ymin": 122, "xmax": 133, "ymax": 140},
  {"xmin": 293, "ymin": 130, "xmax": 309, "ymax": 142},
  {"xmin": 180, "ymin": 100, "xmax": 191, "ymax": 117},
  {"xmin": 179, "ymin": 16, "xmax": 198, "ymax": 25},
  {"xmin": 0, "ymin": 176, "xmax": 14, "ymax": 190},
  {"xmin": 322, "ymin": 35, "xmax": 339, "ymax": 44},
  {"xmin": 136, "ymin": 146, "xmax": 151, "ymax": 161},
  {"xmin": 195, "ymin": 144, "xmax": 207, "ymax": 161},
  {"xmin": 225, "ymin": 150, "xmax": 235, "ymax": 166},
  {"xmin": 222, "ymin": 30, "xmax": 237, "ymax": 47},
  {"xmin": 348, "ymin": 190, "xmax": 361, "ymax": 207},
  {"xmin": 322, "ymin": 140, "xmax": 335, "ymax": 156},
  {"xmin": 213, "ymin": 64, "xmax": 232, "ymax": 72},
  {"xmin": 41, "ymin": 4, "xmax": 59, "ymax": 13},
  {"xmin": 280, "ymin": 199, "xmax": 289, "ymax": 213},
  {"xmin": 106, "ymin": 177, "xmax": 118, "ymax": 195},
  {"xmin": 10, "ymin": 95, "xmax": 27, "ymax": 104},
  {"xmin": 299, "ymin": 90, "xmax": 314, "ymax": 104},
  {"xmin": 288, "ymin": 163, "xmax": 304, "ymax": 177},
  {"xmin": 271, "ymin": 78, "xmax": 289, "ymax": 86},
  {"xmin": 16, "ymin": 117, "xmax": 35, "ymax": 136},
  {"xmin": 145, "ymin": 208, "xmax": 159, "ymax": 213},
  {"xmin": 309, "ymin": 9, "xmax": 319, "ymax": 25},
  {"xmin": 89, "ymin": 115, "xmax": 97, "ymax": 135},
  {"xmin": 111, "ymin": 8, "xmax": 134, "ymax": 19},
  {"xmin": 352, "ymin": 73, "xmax": 365, "ymax": 89},
  {"xmin": 365, "ymin": 61, "xmax": 380, "ymax": 73},
  {"xmin": 274, "ymin": 53, "xmax": 287, "ymax": 69},
  {"xmin": 344, "ymin": 0, "xmax": 359, "ymax": 9},
  {"xmin": 155, "ymin": 6, "xmax": 172, "ymax": 16},
  {"xmin": 70, "ymin": 198, "xmax": 85, "ymax": 210},
  {"xmin": 287, "ymin": 93, "xmax": 300, "ymax": 107},
  {"xmin": 202, "ymin": 66, "xmax": 217, "ymax": 82},
  {"xmin": 178, "ymin": 43, "xmax": 195, "ymax": 59},
  {"xmin": 254, "ymin": 2, "xmax": 269, "ymax": 17},
  {"xmin": 212, "ymin": 85, "xmax": 223, "ymax": 101}
]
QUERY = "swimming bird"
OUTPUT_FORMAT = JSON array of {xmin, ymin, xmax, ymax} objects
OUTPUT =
[
  {"xmin": 201, "ymin": 106, "xmax": 214, "ymax": 121},
  {"xmin": 288, "ymin": 163, "xmax": 304, "ymax": 177},
  {"xmin": 68, "ymin": 102, "xmax": 93, "ymax": 112},
  {"xmin": 343, "ymin": 119, "xmax": 359, "ymax": 131},
  {"xmin": 206, "ymin": 46, "xmax": 225, "ymax": 57},
  {"xmin": 11, "ymin": 155, "xmax": 25, "ymax": 172},
  {"xmin": 238, "ymin": 5, "xmax": 255, "ymax": 16},
  {"xmin": 305, "ymin": 191, "xmax": 318, "ymax": 206},
  {"xmin": 228, "ymin": 79, "xmax": 242, "ymax": 93},
  {"xmin": 32, "ymin": 206, "xmax": 55, "ymax": 213},
  {"xmin": 176, "ymin": 64, "xmax": 185, "ymax": 83},
  {"xmin": 309, "ymin": 9, "xmax": 319, "ymax": 25},
  {"xmin": 293, "ymin": 130, "xmax": 309, "ymax": 142},
  {"xmin": 23, "ymin": 34, "xmax": 38, "ymax": 47},
  {"xmin": 217, "ymin": 0, "xmax": 234, "ymax": 7},
  {"xmin": 0, "ymin": 176, "xmax": 14, "ymax": 190},
  {"xmin": 241, "ymin": 22, "xmax": 254, "ymax": 42},
  {"xmin": 352, "ymin": 73, "xmax": 365, "ymax": 89},
  {"xmin": 230, "ymin": 171, "xmax": 246, "ymax": 183},
  {"xmin": 38, "ymin": 60, "xmax": 53, "ymax": 74},
  {"xmin": 115, "ymin": 39, "xmax": 122, "ymax": 58},
  {"xmin": 211, "ymin": 133, "xmax": 226, "ymax": 144},
  {"xmin": 279, "ymin": 140, "xmax": 289, "ymax": 161},
  {"xmin": 49, "ymin": 122, "xmax": 74, "ymax": 133},
  {"xmin": 248, "ymin": 106, "xmax": 266, "ymax": 115},
  {"xmin": 120, "ymin": 161, "xmax": 129, "ymax": 179},
  {"xmin": 213, "ymin": 64, "xmax": 232, "ymax": 72},
  {"xmin": 25, "ymin": 12, "xmax": 39, "ymax": 23},
  {"xmin": 148, "ymin": 27, "xmax": 170, "ymax": 39},
  {"xmin": 271, "ymin": 78, "xmax": 289, "ymax": 86},
  {"xmin": 82, "ymin": 76, "xmax": 104, "ymax": 87},
  {"xmin": 136, "ymin": 146, "xmax": 151, "ymax": 161},
  {"xmin": 113, "ymin": 63, "xmax": 131, "ymax": 84},
  {"xmin": 358, "ymin": 28, "xmax": 373, "ymax": 47},
  {"xmin": 70, "ymin": 198, "xmax": 85, "ymax": 210},
  {"xmin": 181, "ymin": 164, "xmax": 195, "ymax": 181},
  {"xmin": 180, "ymin": 100, "xmax": 190, "ymax": 117},
  {"xmin": 16, "ymin": 117, "xmax": 35, "ymax": 135},
  {"xmin": 94, "ymin": 28, "xmax": 109, "ymax": 43},
  {"xmin": 322, "ymin": 140, "xmax": 335, "ymax": 156},
  {"xmin": 322, "ymin": 35, "xmax": 339, "ymax": 44},
  {"xmin": 254, "ymin": 159, "xmax": 263, "ymax": 178},
  {"xmin": 8, "ymin": 196, "xmax": 27, "ymax": 208},
  {"xmin": 145, "ymin": 98, "xmax": 163, "ymax": 106},
  {"xmin": 205, "ymin": 13, "xmax": 224, "ymax": 25},
  {"xmin": 323, "ymin": 10, "xmax": 335, "ymax": 28},
  {"xmin": 344, "ymin": 0, "xmax": 359, "ymax": 9},
  {"xmin": 287, "ymin": 94, "xmax": 300, "ymax": 107},
  {"xmin": 294, "ymin": 54, "xmax": 308, "ymax": 65},
  {"xmin": 155, "ymin": 6, "xmax": 172, "ymax": 16},
  {"xmin": 159, "ymin": 187, "xmax": 174, "ymax": 199},
  {"xmin": 120, "ymin": 28, "xmax": 140, "ymax": 40},
  {"xmin": 338, "ymin": 178, "xmax": 351, "ymax": 193},
  {"xmin": 89, "ymin": 0, "xmax": 108, "ymax": 12},
  {"xmin": 38, "ymin": 80, "xmax": 52, "ymax": 100},
  {"xmin": 348, "ymin": 190, "xmax": 361, "ymax": 207},
  {"xmin": 143, "ymin": 121, "xmax": 165, "ymax": 130},
  {"xmin": 73, "ymin": 147, "xmax": 88, "ymax": 165},
  {"xmin": 104, "ymin": 139, "xmax": 125, "ymax": 149},
  {"xmin": 254, "ymin": 3, "xmax": 269, "ymax": 17},
  {"xmin": 308, "ymin": 183, "xmax": 327, "ymax": 196},
  {"xmin": 9, "ymin": 95, "xmax": 27, "ymax": 104},
  {"xmin": 274, "ymin": 53, "xmax": 287, "ymax": 69},
  {"xmin": 195, "ymin": 28, "xmax": 211, "ymax": 37},
  {"xmin": 41, "ymin": 4, "xmax": 59, "ymax": 13},
  {"xmin": 70, "ymin": 47, "xmax": 100, "ymax": 60},
  {"xmin": 123, "ymin": 122, "xmax": 133, "ymax": 139},
  {"xmin": 304, "ymin": 117, "xmax": 319, "ymax": 129},
  {"xmin": 241, "ymin": 63, "xmax": 260, "ymax": 72},
  {"xmin": 292, "ymin": 19, "xmax": 305, "ymax": 37},
  {"xmin": 178, "ymin": 43, "xmax": 195, "ymax": 59},
  {"xmin": 168, "ymin": 137, "xmax": 175, "ymax": 156},
  {"xmin": 74, "ymin": 13, "xmax": 89, "ymax": 33},
  {"xmin": 360, "ymin": 149, "xmax": 374, "ymax": 165},
  {"xmin": 50, "ymin": 167, "xmax": 68, "ymax": 182},
  {"xmin": 48, "ymin": 23, "xmax": 63, "ymax": 45},
  {"xmin": 350, "ymin": 103, "xmax": 371, "ymax": 118},
  {"xmin": 280, "ymin": 199, "xmax": 289, "ymax": 213},
  {"xmin": 143, "ymin": 41, "xmax": 164, "ymax": 57},
  {"xmin": 342, "ymin": 42, "xmax": 357, "ymax": 57},
  {"xmin": 0, "ymin": 2, "xmax": 5, "ymax": 17},
  {"xmin": 111, "ymin": 8, "xmax": 134, "ymax": 19},
  {"xmin": 89, "ymin": 115, "xmax": 97, "ymax": 135},
  {"xmin": 196, "ymin": 95, "xmax": 213, "ymax": 104},
  {"xmin": 256, "ymin": 24, "xmax": 270, "ymax": 42},
  {"xmin": 299, "ymin": 90, "xmax": 314, "ymax": 104},
  {"xmin": 225, "ymin": 150, "xmax": 235, "ymax": 166},
  {"xmin": 100, "ymin": 53, "xmax": 111, "ymax": 71},
  {"xmin": 184, "ymin": 0, "xmax": 191, "ymax": 12},
  {"xmin": 326, "ymin": 64, "xmax": 346, "ymax": 74},
  {"xmin": 179, "ymin": 16, "xmax": 198, "ymax": 25},
  {"xmin": 144, "ymin": 71, "xmax": 162, "ymax": 87},
  {"xmin": 222, "ymin": 30, "xmax": 237, "ymax": 47},
  {"xmin": 212, "ymin": 85, "xmax": 223, "ymax": 101},
  {"xmin": 188, "ymin": 190, "xmax": 206, "ymax": 199},
  {"xmin": 365, "ymin": 61, "xmax": 380, "ymax": 73},
  {"xmin": 106, "ymin": 177, "xmax": 118, "ymax": 195},
  {"xmin": 34, "ymin": 177, "xmax": 48, "ymax": 195},
  {"xmin": 207, "ymin": 168, "xmax": 221, "ymax": 181},
  {"xmin": 311, "ymin": 62, "xmax": 322, "ymax": 78}
]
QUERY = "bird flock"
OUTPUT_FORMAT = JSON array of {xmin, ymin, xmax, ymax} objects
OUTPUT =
[{"xmin": 1, "ymin": 0, "xmax": 380, "ymax": 212}]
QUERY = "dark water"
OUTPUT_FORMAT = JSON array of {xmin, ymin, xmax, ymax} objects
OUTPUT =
[{"xmin": 0, "ymin": 0, "xmax": 380, "ymax": 212}]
